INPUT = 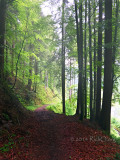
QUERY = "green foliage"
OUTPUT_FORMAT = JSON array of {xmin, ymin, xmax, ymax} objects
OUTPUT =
[
  {"xmin": 47, "ymin": 103, "xmax": 62, "ymax": 114},
  {"xmin": 0, "ymin": 133, "xmax": 16, "ymax": 153},
  {"xmin": 111, "ymin": 118, "xmax": 120, "ymax": 129},
  {"xmin": 0, "ymin": 144, "xmax": 10, "ymax": 152},
  {"xmin": 0, "ymin": 130, "xmax": 26, "ymax": 154},
  {"xmin": 47, "ymin": 96, "xmax": 77, "ymax": 115},
  {"xmin": 5, "ymin": 0, "xmax": 61, "ymax": 103},
  {"xmin": 111, "ymin": 118, "xmax": 120, "ymax": 145},
  {"xmin": 25, "ymin": 105, "xmax": 42, "ymax": 111},
  {"xmin": 47, "ymin": 96, "xmax": 92, "ymax": 117},
  {"xmin": 65, "ymin": 97, "xmax": 77, "ymax": 115},
  {"xmin": 16, "ymin": 94, "xmax": 26, "ymax": 106},
  {"xmin": 23, "ymin": 84, "xmax": 60, "ymax": 110},
  {"xmin": 37, "ymin": 84, "xmax": 60, "ymax": 105},
  {"xmin": 87, "ymin": 107, "xmax": 90, "ymax": 119},
  {"xmin": 37, "ymin": 85, "xmax": 51, "ymax": 104}
]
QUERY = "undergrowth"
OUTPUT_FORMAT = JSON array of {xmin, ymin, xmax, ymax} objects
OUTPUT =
[
  {"xmin": 25, "ymin": 105, "xmax": 43, "ymax": 111},
  {"xmin": 111, "ymin": 118, "xmax": 120, "ymax": 145},
  {"xmin": 36, "ymin": 84, "xmax": 60, "ymax": 105},
  {"xmin": 24, "ymin": 85, "xmax": 60, "ymax": 111},
  {"xmin": 47, "ymin": 96, "xmax": 77, "ymax": 115}
]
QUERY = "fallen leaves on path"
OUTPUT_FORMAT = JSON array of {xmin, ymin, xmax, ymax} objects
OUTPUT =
[{"xmin": 0, "ymin": 106, "xmax": 120, "ymax": 160}]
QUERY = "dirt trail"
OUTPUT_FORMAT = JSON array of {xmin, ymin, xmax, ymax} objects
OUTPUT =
[
  {"xmin": 1, "ymin": 105, "xmax": 120, "ymax": 160},
  {"xmin": 30, "ymin": 105, "xmax": 72, "ymax": 160}
]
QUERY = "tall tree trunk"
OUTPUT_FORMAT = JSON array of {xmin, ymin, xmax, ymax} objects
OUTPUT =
[
  {"xmin": 88, "ymin": 0, "xmax": 93, "ymax": 121},
  {"xmin": 5, "ymin": 40, "xmax": 8, "ymax": 79},
  {"xmin": 22, "ymin": 62, "xmax": 25, "ymax": 80},
  {"xmin": 69, "ymin": 58, "xmax": 72, "ymax": 100},
  {"xmin": 40, "ymin": 69, "xmax": 42, "ymax": 82},
  {"xmin": 11, "ymin": 42, "xmax": 15, "ymax": 75},
  {"xmin": 100, "ymin": 0, "xmax": 112, "ymax": 134},
  {"xmin": 34, "ymin": 57, "xmax": 38, "ymax": 92},
  {"xmin": 96, "ymin": 0, "xmax": 102, "ymax": 122},
  {"xmin": 46, "ymin": 72, "xmax": 48, "ymax": 88},
  {"xmin": 74, "ymin": 0, "xmax": 80, "ymax": 114},
  {"xmin": 79, "ymin": 0, "xmax": 84, "ymax": 121},
  {"xmin": 84, "ymin": 0, "xmax": 87, "ymax": 119},
  {"xmin": 74, "ymin": 66, "xmax": 76, "ymax": 96},
  {"xmin": 45, "ymin": 70, "xmax": 48, "ymax": 88},
  {"xmin": 62, "ymin": 0, "xmax": 66, "ymax": 114},
  {"xmin": 28, "ymin": 56, "xmax": 33, "ymax": 91},
  {"xmin": 112, "ymin": 0, "xmax": 119, "ymax": 92},
  {"xmin": 93, "ymin": 0, "xmax": 97, "ymax": 119},
  {"xmin": 0, "ymin": 0, "xmax": 6, "ymax": 80}
]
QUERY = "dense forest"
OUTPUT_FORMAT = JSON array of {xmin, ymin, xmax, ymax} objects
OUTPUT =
[{"xmin": 0, "ymin": 0, "xmax": 120, "ymax": 159}]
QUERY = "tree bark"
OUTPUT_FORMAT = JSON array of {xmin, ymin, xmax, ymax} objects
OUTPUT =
[
  {"xmin": 74, "ymin": 0, "xmax": 80, "ymax": 114},
  {"xmin": 28, "ymin": 44, "xmax": 33, "ymax": 91},
  {"xmin": 88, "ymin": 0, "xmax": 93, "ymax": 121},
  {"xmin": 0, "ymin": 0, "xmax": 6, "ymax": 80},
  {"xmin": 112, "ymin": 0, "xmax": 119, "ymax": 92},
  {"xmin": 28, "ymin": 55, "xmax": 33, "ymax": 91},
  {"xmin": 34, "ymin": 57, "xmax": 38, "ymax": 92},
  {"xmin": 93, "ymin": 0, "xmax": 97, "ymax": 119},
  {"xmin": 5, "ymin": 40, "xmax": 8, "ymax": 79},
  {"xmin": 69, "ymin": 58, "xmax": 72, "ymax": 100},
  {"xmin": 79, "ymin": 0, "xmax": 84, "ymax": 121},
  {"xmin": 11, "ymin": 42, "xmax": 15, "ymax": 75},
  {"xmin": 62, "ymin": 0, "xmax": 66, "ymax": 114},
  {"xmin": 100, "ymin": 0, "xmax": 112, "ymax": 134},
  {"xmin": 84, "ymin": 0, "xmax": 87, "ymax": 119},
  {"xmin": 96, "ymin": 0, "xmax": 102, "ymax": 122}
]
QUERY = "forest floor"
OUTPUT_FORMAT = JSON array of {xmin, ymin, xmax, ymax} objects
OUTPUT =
[{"xmin": 0, "ymin": 105, "xmax": 120, "ymax": 160}]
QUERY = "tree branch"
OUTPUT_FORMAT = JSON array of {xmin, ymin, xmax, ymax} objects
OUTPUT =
[{"xmin": 113, "ymin": 75, "xmax": 120, "ymax": 82}]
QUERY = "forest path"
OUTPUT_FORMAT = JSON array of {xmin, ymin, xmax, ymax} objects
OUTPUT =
[
  {"xmin": 32, "ymin": 105, "xmax": 78, "ymax": 159},
  {"xmin": 1, "ymin": 105, "xmax": 120, "ymax": 160}
]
